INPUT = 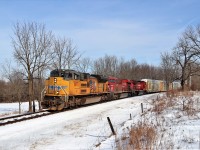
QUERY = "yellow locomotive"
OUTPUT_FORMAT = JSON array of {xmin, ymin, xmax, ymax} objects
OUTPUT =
[{"xmin": 41, "ymin": 69, "xmax": 109, "ymax": 110}]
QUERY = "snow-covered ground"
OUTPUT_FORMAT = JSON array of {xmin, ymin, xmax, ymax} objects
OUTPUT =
[
  {"xmin": 0, "ymin": 101, "xmax": 39, "ymax": 117},
  {"xmin": 0, "ymin": 92, "xmax": 200, "ymax": 150}
]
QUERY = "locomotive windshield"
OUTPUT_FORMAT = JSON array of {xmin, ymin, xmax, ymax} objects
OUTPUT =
[
  {"xmin": 50, "ymin": 69, "xmax": 81, "ymax": 80},
  {"xmin": 50, "ymin": 70, "xmax": 59, "ymax": 77}
]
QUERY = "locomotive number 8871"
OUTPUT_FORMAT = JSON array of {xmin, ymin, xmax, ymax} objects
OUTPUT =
[{"xmin": 41, "ymin": 69, "xmax": 116, "ymax": 110}]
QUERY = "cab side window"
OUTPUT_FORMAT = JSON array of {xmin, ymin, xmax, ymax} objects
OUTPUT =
[
  {"xmin": 64, "ymin": 72, "xmax": 72, "ymax": 80},
  {"xmin": 68, "ymin": 73, "xmax": 72, "ymax": 78},
  {"xmin": 61, "ymin": 72, "xmax": 65, "ymax": 77},
  {"xmin": 74, "ymin": 73, "xmax": 79, "ymax": 80}
]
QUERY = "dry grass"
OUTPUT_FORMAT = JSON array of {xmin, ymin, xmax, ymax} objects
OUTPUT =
[
  {"xmin": 167, "ymin": 90, "xmax": 194, "ymax": 98},
  {"xmin": 169, "ymin": 91, "xmax": 199, "ymax": 116},
  {"xmin": 115, "ymin": 91, "xmax": 198, "ymax": 150},
  {"xmin": 129, "ymin": 121, "xmax": 157, "ymax": 150},
  {"xmin": 115, "ymin": 120, "xmax": 175, "ymax": 150},
  {"xmin": 152, "ymin": 99, "xmax": 166, "ymax": 114},
  {"xmin": 114, "ymin": 120, "xmax": 158, "ymax": 150},
  {"xmin": 183, "ymin": 97, "xmax": 199, "ymax": 116},
  {"xmin": 152, "ymin": 91, "xmax": 196, "ymax": 115},
  {"xmin": 166, "ymin": 90, "xmax": 179, "ymax": 98}
]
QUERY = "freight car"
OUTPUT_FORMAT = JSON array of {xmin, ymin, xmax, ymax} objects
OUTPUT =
[
  {"xmin": 169, "ymin": 81, "xmax": 181, "ymax": 90},
  {"xmin": 135, "ymin": 79, "xmax": 181, "ymax": 95},
  {"xmin": 41, "ymin": 69, "xmax": 135, "ymax": 110},
  {"xmin": 141, "ymin": 79, "xmax": 166, "ymax": 93}
]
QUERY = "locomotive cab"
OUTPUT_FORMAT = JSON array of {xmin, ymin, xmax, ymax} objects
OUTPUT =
[{"xmin": 50, "ymin": 69, "xmax": 85, "ymax": 80}]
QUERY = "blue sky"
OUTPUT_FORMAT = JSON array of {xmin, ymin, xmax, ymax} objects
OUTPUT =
[{"xmin": 0, "ymin": 0, "xmax": 200, "ymax": 67}]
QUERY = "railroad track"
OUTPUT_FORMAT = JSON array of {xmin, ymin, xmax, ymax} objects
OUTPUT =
[
  {"xmin": 0, "ymin": 93, "xmax": 157, "ymax": 127},
  {"xmin": 0, "ymin": 103, "xmax": 96, "ymax": 126},
  {"xmin": 0, "ymin": 111, "xmax": 53, "ymax": 126},
  {"xmin": 0, "ymin": 100, "xmax": 112, "ymax": 127}
]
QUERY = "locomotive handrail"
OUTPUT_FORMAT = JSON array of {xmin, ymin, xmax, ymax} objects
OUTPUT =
[
  {"xmin": 41, "ymin": 87, "xmax": 46, "ymax": 102},
  {"xmin": 60, "ymin": 86, "xmax": 68, "ymax": 103}
]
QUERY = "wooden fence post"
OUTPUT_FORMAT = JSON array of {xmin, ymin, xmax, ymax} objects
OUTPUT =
[
  {"xmin": 141, "ymin": 103, "xmax": 143, "ymax": 113},
  {"xmin": 107, "ymin": 117, "xmax": 116, "ymax": 135}
]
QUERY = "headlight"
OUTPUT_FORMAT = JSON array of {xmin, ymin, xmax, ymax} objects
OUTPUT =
[
  {"xmin": 54, "ymin": 78, "xmax": 57, "ymax": 83},
  {"xmin": 56, "ymin": 91, "xmax": 59, "ymax": 95}
]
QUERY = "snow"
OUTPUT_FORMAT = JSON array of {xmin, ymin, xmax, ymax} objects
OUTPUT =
[
  {"xmin": 0, "ymin": 101, "xmax": 39, "ymax": 117},
  {"xmin": 0, "ymin": 93, "xmax": 200, "ymax": 150}
]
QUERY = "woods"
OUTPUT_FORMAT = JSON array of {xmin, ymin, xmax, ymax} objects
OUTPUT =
[{"xmin": 1, "ymin": 21, "xmax": 200, "ymax": 112}]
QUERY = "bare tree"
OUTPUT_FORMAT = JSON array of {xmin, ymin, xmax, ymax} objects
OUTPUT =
[
  {"xmin": 173, "ymin": 25, "xmax": 200, "ymax": 90},
  {"xmin": 118, "ymin": 58, "xmax": 130, "ymax": 79},
  {"xmin": 129, "ymin": 58, "xmax": 138, "ymax": 79},
  {"xmin": 52, "ymin": 37, "xmax": 81, "ymax": 70},
  {"xmin": 52, "ymin": 37, "xmax": 67, "ymax": 70},
  {"xmin": 92, "ymin": 55, "xmax": 119, "ymax": 77},
  {"xmin": 1, "ymin": 60, "xmax": 26, "ymax": 113},
  {"xmin": 1, "ymin": 59, "xmax": 14, "ymax": 83},
  {"xmin": 91, "ymin": 55, "xmax": 163, "ymax": 81},
  {"xmin": 0, "ymin": 79, "xmax": 6, "ymax": 102},
  {"xmin": 117, "ymin": 58, "xmax": 138, "ymax": 79},
  {"xmin": 160, "ymin": 52, "xmax": 179, "ymax": 90},
  {"xmin": 10, "ymin": 71, "xmax": 26, "ymax": 114},
  {"xmin": 12, "ymin": 22, "xmax": 54, "ymax": 112},
  {"xmin": 76, "ymin": 57, "xmax": 91, "ymax": 73},
  {"xmin": 133, "ymin": 63, "xmax": 162, "ymax": 80}
]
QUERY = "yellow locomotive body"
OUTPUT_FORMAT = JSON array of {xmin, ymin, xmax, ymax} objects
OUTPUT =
[{"xmin": 42, "ymin": 69, "xmax": 109, "ymax": 110}]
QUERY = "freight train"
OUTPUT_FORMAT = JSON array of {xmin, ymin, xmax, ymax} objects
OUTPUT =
[{"xmin": 41, "ymin": 69, "xmax": 181, "ymax": 111}]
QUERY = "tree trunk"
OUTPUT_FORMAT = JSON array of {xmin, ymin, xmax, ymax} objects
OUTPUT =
[
  {"xmin": 166, "ymin": 82, "xmax": 169, "ymax": 91},
  {"xmin": 18, "ymin": 93, "xmax": 22, "ymax": 114},
  {"xmin": 18, "ymin": 101, "xmax": 21, "ymax": 114},
  {"xmin": 28, "ymin": 77, "xmax": 33, "ymax": 112},
  {"xmin": 181, "ymin": 79, "xmax": 185, "ymax": 91},
  {"xmin": 38, "ymin": 100, "xmax": 41, "ymax": 110}
]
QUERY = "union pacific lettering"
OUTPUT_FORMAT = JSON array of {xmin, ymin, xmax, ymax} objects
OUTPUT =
[{"xmin": 48, "ymin": 85, "xmax": 67, "ymax": 91}]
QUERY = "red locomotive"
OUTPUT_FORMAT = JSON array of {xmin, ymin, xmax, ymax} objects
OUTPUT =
[
  {"xmin": 135, "ymin": 81, "xmax": 147, "ymax": 95},
  {"xmin": 107, "ymin": 77, "xmax": 136, "ymax": 99}
]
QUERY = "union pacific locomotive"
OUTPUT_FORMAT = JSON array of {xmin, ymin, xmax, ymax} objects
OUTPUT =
[{"xmin": 41, "ymin": 69, "xmax": 180, "ymax": 110}]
